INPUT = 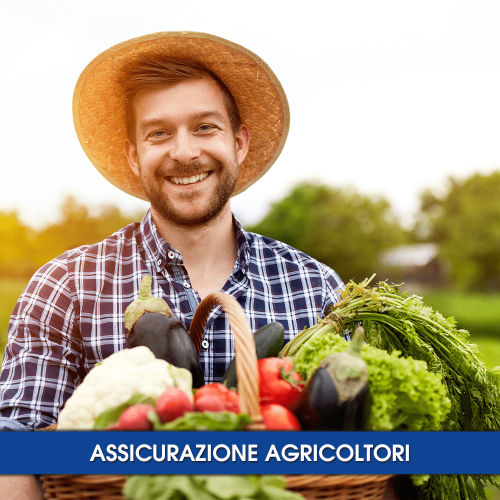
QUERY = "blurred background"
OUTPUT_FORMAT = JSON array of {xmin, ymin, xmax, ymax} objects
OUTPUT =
[{"xmin": 1, "ymin": 1, "xmax": 500, "ymax": 396}]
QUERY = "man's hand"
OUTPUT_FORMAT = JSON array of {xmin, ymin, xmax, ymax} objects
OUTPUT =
[{"xmin": 0, "ymin": 475, "xmax": 43, "ymax": 500}]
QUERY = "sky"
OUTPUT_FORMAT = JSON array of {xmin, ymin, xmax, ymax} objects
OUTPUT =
[{"xmin": 2, "ymin": 1, "xmax": 500, "ymax": 229}]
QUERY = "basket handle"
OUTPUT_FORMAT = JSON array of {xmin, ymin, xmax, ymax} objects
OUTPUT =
[{"xmin": 190, "ymin": 292, "xmax": 264, "ymax": 429}]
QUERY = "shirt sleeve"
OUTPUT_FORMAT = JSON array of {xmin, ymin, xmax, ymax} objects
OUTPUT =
[
  {"xmin": 319, "ymin": 264, "xmax": 345, "ymax": 314},
  {"xmin": 0, "ymin": 255, "xmax": 84, "ymax": 430},
  {"xmin": 318, "ymin": 265, "xmax": 352, "ymax": 340}
]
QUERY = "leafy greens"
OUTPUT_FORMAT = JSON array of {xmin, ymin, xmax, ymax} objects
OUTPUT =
[
  {"xmin": 123, "ymin": 475, "xmax": 304, "ymax": 500},
  {"xmin": 293, "ymin": 331, "xmax": 450, "ymax": 432},
  {"xmin": 280, "ymin": 276, "xmax": 500, "ymax": 500}
]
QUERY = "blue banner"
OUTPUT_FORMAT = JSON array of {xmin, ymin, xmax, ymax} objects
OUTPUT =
[{"xmin": 1, "ymin": 431, "xmax": 499, "ymax": 474}]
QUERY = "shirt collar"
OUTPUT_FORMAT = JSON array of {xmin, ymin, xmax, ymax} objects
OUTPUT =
[
  {"xmin": 140, "ymin": 209, "xmax": 182, "ymax": 271},
  {"xmin": 233, "ymin": 214, "xmax": 250, "ymax": 273},
  {"xmin": 139, "ymin": 209, "xmax": 250, "ymax": 272}
]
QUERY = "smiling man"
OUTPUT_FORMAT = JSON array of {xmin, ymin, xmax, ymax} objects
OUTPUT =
[
  {"xmin": 124, "ymin": 74, "xmax": 247, "ymax": 230},
  {"xmin": 123, "ymin": 66, "xmax": 250, "ymax": 299},
  {"xmin": 0, "ymin": 33, "xmax": 344, "ymax": 444}
]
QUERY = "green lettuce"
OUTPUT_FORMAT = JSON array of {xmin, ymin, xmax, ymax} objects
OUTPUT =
[
  {"xmin": 294, "ymin": 329, "xmax": 450, "ymax": 432},
  {"xmin": 123, "ymin": 475, "xmax": 304, "ymax": 500}
]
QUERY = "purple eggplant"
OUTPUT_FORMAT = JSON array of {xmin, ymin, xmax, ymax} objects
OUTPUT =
[
  {"xmin": 297, "ymin": 326, "xmax": 369, "ymax": 430},
  {"xmin": 124, "ymin": 275, "xmax": 205, "ymax": 388}
]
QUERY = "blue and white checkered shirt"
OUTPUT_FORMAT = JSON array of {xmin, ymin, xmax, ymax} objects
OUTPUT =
[{"xmin": 0, "ymin": 210, "xmax": 344, "ymax": 430}]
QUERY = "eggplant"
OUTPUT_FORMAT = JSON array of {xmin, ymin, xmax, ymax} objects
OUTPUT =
[
  {"xmin": 296, "ymin": 326, "xmax": 368, "ymax": 430},
  {"xmin": 124, "ymin": 275, "xmax": 205, "ymax": 388}
]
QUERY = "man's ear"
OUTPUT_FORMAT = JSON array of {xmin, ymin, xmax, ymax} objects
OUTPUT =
[
  {"xmin": 235, "ymin": 125, "xmax": 250, "ymax": 165},
  {"xmin": 125, "ymin": 140, "xmax": 140, "ymax": 177}
]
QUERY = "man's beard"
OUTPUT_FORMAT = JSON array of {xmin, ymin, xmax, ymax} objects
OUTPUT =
[{"xmin": 138, "ymin": 157, "xmax": 239, "ymax": 227}]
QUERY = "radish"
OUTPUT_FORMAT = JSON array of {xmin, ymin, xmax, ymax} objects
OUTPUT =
[
  {"xmin": 155, "ymin": 386, "xmax": 194, "ymax": 423},
  {"xmin": 117, "ymin": 403, "xmax": 155, "ymax": 430}
]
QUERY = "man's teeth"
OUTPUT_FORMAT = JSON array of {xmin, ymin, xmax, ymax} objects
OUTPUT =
[{"xmin": 170, "ymin": 172, "xmax": 209, "ymax": 185}]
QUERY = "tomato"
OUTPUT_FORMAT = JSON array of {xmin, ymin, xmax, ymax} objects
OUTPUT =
[
  {"xmin": 257, "ymin": 357, "xmax": 304, "ymax": 411},
  {"xmin": 117, "ymin": 404, "xmax": 155, "ymax": 430},
  {"xmin": 194, "ymin": 383, "xmax": 229, "ymax": 399},
  {"xmin": 155, "ymin": 387, "xmax": 194, "ymax": 423},
  {"xmin": 260, "ymin": 404, "xmax": 301, "ymax": 431},
  {"xmin": 194, "ymin": 395, "xmax": 226, "ymax": 412},
  {"xmin": 194, "ymin": 383, "xmax": 241, "ymax": 414},
  {"xmin": 224, "ymin": 388, "xmax": 241, "ymax": 414}
]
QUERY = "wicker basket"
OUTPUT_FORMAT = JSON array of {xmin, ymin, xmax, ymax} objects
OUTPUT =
[{"xmin": 40, "ymin": 292, "xmax": 393, "ymax": 500}]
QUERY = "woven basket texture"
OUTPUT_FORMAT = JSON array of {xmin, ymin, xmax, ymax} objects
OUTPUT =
[
  {"xmin": 41, "ymin": 473, "xmax": 392, "ymax": 500},
  {"xmin": 40, "ymin": 292, "xmax": 392, "ymax": 500}
]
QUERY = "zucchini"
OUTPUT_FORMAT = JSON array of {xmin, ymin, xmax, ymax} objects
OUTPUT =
[{"xmin": 221, "ymin": 322, "xmax": 285, "ymax": 389}]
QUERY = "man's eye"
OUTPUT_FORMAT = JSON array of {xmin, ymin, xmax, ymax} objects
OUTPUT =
[
  {"xmin": 149, "ymin": 130, "xmax": 168, "ymax": 138},
  {"xmin": 198, "ymin": 124, "xmax": 216, "ymax": 132}
]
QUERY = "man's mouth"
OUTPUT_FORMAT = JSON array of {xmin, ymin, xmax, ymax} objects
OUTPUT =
[{"xmin": 168, "ymin": 172, "xmax": 211, "ymax": 185}]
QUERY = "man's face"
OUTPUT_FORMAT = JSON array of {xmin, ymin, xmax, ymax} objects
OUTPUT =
[{"xmin": 125, "ymin": 78, "xmax": 249, "ymax": 227}]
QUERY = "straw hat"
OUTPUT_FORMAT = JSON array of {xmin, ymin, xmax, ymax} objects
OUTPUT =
[{"xmin": 73, "ymin": 31, "xmax": 290, "ymax": 200}]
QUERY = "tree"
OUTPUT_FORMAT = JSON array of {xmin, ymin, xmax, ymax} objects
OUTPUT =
[
  {"xmin": 414, "ymin": 171, "xmax": 500, "ymax": 291},
  {"xmin": 0, "ymin": 211, "xmax": 35, "ymax": 279},
  {"xmin": 33, "ymin": 195, "xmax": 144, "ymax": 270},
  {"xmin": 247, "ymin": 183, "xmax": 406, "ymax": 283},
  {"xmin": 0, "ymin": 196, "xmax": 145, "ymax": 280}
]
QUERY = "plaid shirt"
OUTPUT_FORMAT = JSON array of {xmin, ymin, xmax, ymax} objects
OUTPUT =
[{"xmin": 0, "ymin": 210, "xmax": 344, "ymax": 430}]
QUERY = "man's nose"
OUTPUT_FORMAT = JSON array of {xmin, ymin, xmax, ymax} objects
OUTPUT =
[{"xmin": 168, "ymin": 130, "xmax": 200, "ymax": 164}]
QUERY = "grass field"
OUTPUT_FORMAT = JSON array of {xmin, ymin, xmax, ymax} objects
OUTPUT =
[
  {"xmin": 422, "ymin": 290, "xmax": 500, "ymax": 338},
  {"xmin": 422, "ymin": 290, "xmax": 500, "ymax": 369}
]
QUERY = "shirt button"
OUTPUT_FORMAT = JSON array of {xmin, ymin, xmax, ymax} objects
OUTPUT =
[
  {"xmin": 168, "ymin": 251, "xmax": 175, "ymax": 259},
  {"xmin": 157, "ymin": 259, "xmax": 162, "ymax": 266},
  {"xmin": 182, "ymin": 282, "xmax": 190, "ymax": 289},
  {"xmin": 201, "ymin": 340, "xmax": 209, "ymax": 349}
]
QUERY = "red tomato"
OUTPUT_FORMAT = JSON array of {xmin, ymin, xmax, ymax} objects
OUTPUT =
[
  {"xmin": 194, "ymin": 383, "xmax": 229, "ymax": 399},
  {"xmin": 260, "ymin": 404, "xmax": 301, "ymax": 431},
  {"xmin": 223, "ymin": 388, "xmax": 241, "ymax": 414},
  {"xmin": 155, "ymin": 387, "xmax": 194, "ymax": 423},
  {"xmin": 117, "ymin": 404, "xmax": 155, "ymax": 430},
  {"xmin": 194, "ymin": 383, "xmax": 241, "ymax": 414},
  {"xmin": 194, "ymin": 395, "xmax": 226, "ymax": 412},
  {"xmin": 258, "ymin": 357, "xmax": 304, "ymax": 411}
]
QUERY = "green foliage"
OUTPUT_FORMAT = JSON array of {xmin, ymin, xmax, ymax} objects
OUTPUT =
[
  {"xmin": 285, "ymin": 278, "xmax": 500, "ymax": 433},
  {"xmin": 123, "ymin": 475, "xmax": 304, "ymax": 500},
  {"xmin": 33, "ymin": 195, "xmax": 144, "ymax": 269},
  {"xmin": 93, "ymin": 393, "xmax": 156, "ymax": 430},
  {"xmin": 474, "ymin": 338, "xmax": 500, "ymax": 370},
  {"xmin": 423, "ymin": 290, "xmax": 500, "ymax": 338},
  {"xmin": 282, "ymin": 278, "xmax": 500, "ymax": 500},
  {"xmin": 0, "ymin": 211, "xmax": 36, "ymax": 279},
  {"xmin": 293, "ymin": 330, "xmax": 450, "ymax": 432},
  {"xmin": 415, "ymin": 171, "xmax": 500, "ymax": 291},
  {"xmin": 0, "ymin": 195, "xmax": 144, "ymax": 280},
  {"xmin": 149, "ymin": 410, "xmax": 252, "ymax": 431},
  {"xmin": 247, "ymin": 182, "xmax": 406, "ymax": 283}
]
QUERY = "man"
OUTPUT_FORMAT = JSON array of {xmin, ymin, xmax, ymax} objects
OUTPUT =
[{"xmin": 0, "ymin": 31, "xmax": 343, "ymax": 497}]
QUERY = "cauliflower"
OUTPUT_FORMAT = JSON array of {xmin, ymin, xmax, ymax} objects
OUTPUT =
[{"xmin": 57, "ymin": 346, "xmax": 193, "ymax": 429}]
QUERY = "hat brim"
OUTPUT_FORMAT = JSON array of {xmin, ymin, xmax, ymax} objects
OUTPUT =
[{"xmin": 73, "ymin": 31, "xmax": 290, "ymax": 200}]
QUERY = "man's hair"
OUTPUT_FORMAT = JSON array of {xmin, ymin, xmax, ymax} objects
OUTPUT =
[{"xmin": 119, "ymin": 55, "xmax": 242, "ymax": 144}]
